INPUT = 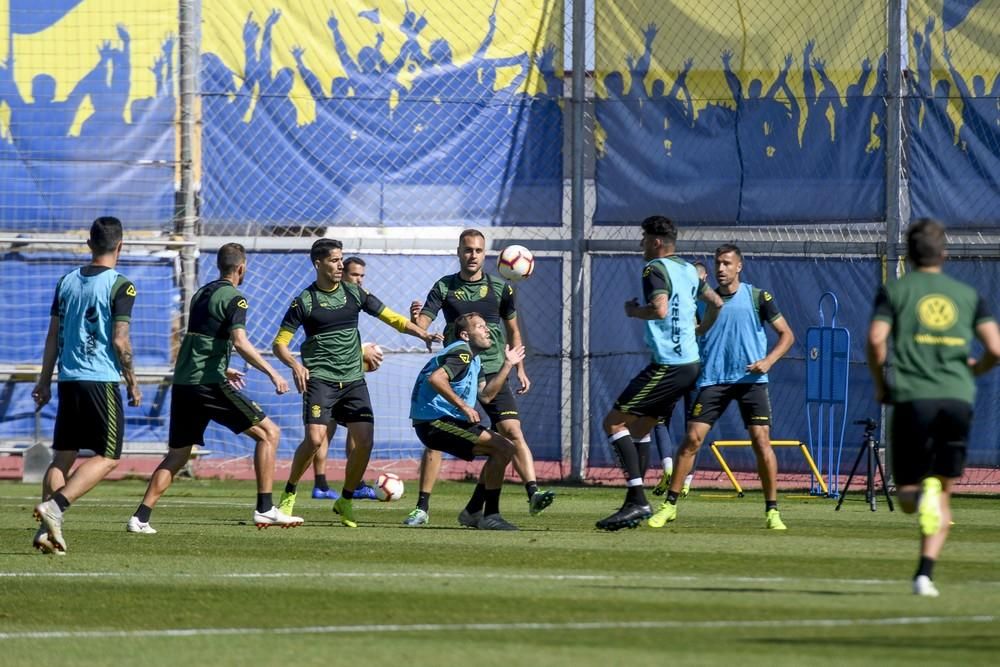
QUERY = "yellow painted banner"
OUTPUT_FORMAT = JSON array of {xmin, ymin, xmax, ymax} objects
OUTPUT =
[
  {"xmin": 596, "ymin": 0, "xmax": 886, "ymax": 105},
  {"xmin": 203, "ymin": 0, "xmax": 563, "ymax": 125},
  {"xmin": 1, "ymin": 0, "xmax": 175, "ymax": 129}
]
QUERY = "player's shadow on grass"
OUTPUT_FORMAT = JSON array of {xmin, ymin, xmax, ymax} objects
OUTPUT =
[
  {"xmin": 743, "ymin": 636, "xmax": 1000, "ymax": 651},
  {"xmin": 588, "ymin": 584, "xmax": 859, "ymax": 597}
]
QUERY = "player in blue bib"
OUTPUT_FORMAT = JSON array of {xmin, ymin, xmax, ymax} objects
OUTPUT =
[
  {"xmin": 597, "ymin": 216, "xmax": 723, "ymax": 531},
  {"xmin": 648, "ymin": 244, "xmax": 796, "ymax": 530},
  {"xmin": 409, "ymin": 313, "xmax": 526, "ymax": 530},
  {"xmin": 31, "ymin": 217, "xmax": 141, "ymax": 554}
]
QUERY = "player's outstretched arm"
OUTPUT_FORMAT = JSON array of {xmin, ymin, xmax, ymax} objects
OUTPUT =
[
  {"xmin": 428, "ymin": 368, "xmax": 479, "ymax": 423},
  {"xmin": 113, "ymin": 321, "xmax": 142, "ymax": 407},
  {"xmin": 232, "ymin": 328, "xmax": 288, "ymax": 395},
  {"xmin": 378, "ymin": 306, "xmax": 442, "ymax": 350},
  {"xmin": 480, "ymin": 345, "xmax": 526, "ymax": 403},
  {"xmin": 32, "ymin": 316, "xmax": 60, "ymax": 410}
]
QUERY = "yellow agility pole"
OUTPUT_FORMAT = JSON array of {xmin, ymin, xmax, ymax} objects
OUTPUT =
[{"xmin": 709, "ymin": 440, "xmax": 829, "ymax": 497}]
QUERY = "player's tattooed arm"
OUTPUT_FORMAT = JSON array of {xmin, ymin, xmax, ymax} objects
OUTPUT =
[{"xmin": 113, "ymin": 321, "xmax": 142, "ymax": 407}]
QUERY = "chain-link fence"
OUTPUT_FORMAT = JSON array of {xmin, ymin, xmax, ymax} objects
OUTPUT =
[{"xmin": 1, "ymin": 1, "xmax": 998, "ymax": 484}]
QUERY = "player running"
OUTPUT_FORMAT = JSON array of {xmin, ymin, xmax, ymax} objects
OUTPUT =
[{"xmin": 127, "ymin": 243, "xmax": 298, "ymax": 533}]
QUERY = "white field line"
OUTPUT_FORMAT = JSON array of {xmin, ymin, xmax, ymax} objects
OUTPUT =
[
  {"xmin": 0, "ymin": 615, "xmax": 996, "ymax": 641},
  {"xmin": 1, "ymin": 570, "xmax": 998, "ymax": 588}
]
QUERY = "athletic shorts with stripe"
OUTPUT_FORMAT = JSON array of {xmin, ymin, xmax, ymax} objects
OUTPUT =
[
  {"xmin": 689, "ymin": 383, "xmax": 772, "ymax": 428},
  {"xmin": 169, "ymin": 383, "xmax": 266, "ymax": 448},
  {"xmin": 303, "ymin": 378, "xmax": 374, "ymax": 425},
  {"xmin": 413, "ymin": 417, "xmax": 488, "ymax": 462},
  {"xmin": 891, "ymin": 399, "xmax": 971, "ymax": 485},
  {"xmin": 613, "ymin": 362, "xmax": 700, "ymax": 418},
  {"xmin": 53, "ymin": 381, "xmax": 124, "ymax": 459},
  {"xmin": 479, "ymin": 373, "xmax": 519, "ymax": 424}
]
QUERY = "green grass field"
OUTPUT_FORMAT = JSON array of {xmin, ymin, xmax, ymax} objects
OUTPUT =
[{"xmin": 1, "ymin": 480, "xmax": 998, "ymax": 666}]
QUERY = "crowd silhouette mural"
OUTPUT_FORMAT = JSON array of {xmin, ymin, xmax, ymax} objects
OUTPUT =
[{"xmin": 0, "ymin": 2, "xmax": 996, "ymax": 230}]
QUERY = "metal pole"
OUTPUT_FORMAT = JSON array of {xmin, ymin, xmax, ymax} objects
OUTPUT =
[
  {"xmin": 177, "ymin": 0, "xmax": 200, "ymax": 332},
  {"xmin": 885, "ymin": 0, "xmax": 904, "ymax": 273},
  {"xmin": 569, "ymin": 0, "xmax": 587, "ymax": 481},
  {"xmin": 882, "ymin": 1, "xmax": 905, "ymax": 454}
]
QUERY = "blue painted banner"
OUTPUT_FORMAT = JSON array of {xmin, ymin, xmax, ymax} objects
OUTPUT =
[
  {"xmin": 199, "ymin": 1, "xmax": 564, "ymax": 227},
  {"xmin": 594, "ymin": 1, "xmax": 888, "ymax": 225}
]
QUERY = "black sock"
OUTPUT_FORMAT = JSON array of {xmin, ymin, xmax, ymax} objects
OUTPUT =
[
  {"xmin": 916, "ymin": 556, "xmax": 935, "ymax": 580},
  {"xmin": 636, "ymin": 440, "xmax": 651, "ymax": 478},
  {"xmin": 766, "ymin": 500, "xmax": 778, "ymax": 513},
  {"xmin": 666, "ymin": 490, "xmax": 679, "ymax": 505},
  {"xmin": 466, "ymin": 484, "xmax": 487, "ymax": 513},
  {"xmin": 256, "ymin": 492, "xmax": 272, "ymax": 513},
  {"xmin": 341, "ymin": 488, "xmax": 354, "ymax": 499},
  {"xmin": 484, "ymin": 488, "xmax": 502, "ymax": 516},
  {"xmin": 134, "ymin": 504, "xmax": 152, "ymax": 523},
  {"xmin": 314, "ymin": 474, "xmax": 328, "ymax": 491},
  {"xmin": 525, "ymin": 481, "xmax": 538, "ymax": 499},
  {"xmin": 284, "ymin": 482, "xmax": 297, "ymax": 495},
  {"xmin": 51, "ymin": 491, "xmax": 71, "ymax": 512},
  {"xmin": 611, "ymin": 433, "xmax": 642, "ymax": 480},
  {"xmin": 417, "ymin": 491, "xmax": 431, "ymax": 512},
  {"xmin": 626, "ymin": 485, "xmax": 647, "ymax": 506}
]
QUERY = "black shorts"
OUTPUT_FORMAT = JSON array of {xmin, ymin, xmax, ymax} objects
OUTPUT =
[
  {"xmin": 303, "ymin": 378, "xmax": 374, "ymax": 425},
  {"xmin": 479, "ymin": 373, "xmax": 519, "ymax": 424},
  {"xmin": 613, "ymin": 362, "xmax": 700, "ymax": 419},
  {"xmin": 689, "ymin": 383, "xmax": 772, "ymax": 428},
  {"xmin": 169, "ymin": 383, "xmax": 266, "ymax": 448},
  {"xmin": 413, "ymin": 417, "xmax": 487, "ymax": 462},
  {"xmin": 891, "ymin": 400, "xmax": 972, "ymax": 485},
  {"xmin": 53, "ymin": 381, "xmax": 124, "ymax": 459}
]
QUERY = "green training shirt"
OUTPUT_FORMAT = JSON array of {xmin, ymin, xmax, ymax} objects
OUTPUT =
[
  {"xmin": 174, "ymin": 279, "xmax": 247, "ymax": 385},
  {"xmin": 419, "ymin": 272, "xmax": 516, "ymax": 374},
  {"xmin": 278, "ymin": 281, "xmax": 387, "ymax": 383},
  {"xmin": 872, "ymin": 270, "xmax": 993, "ymax": 404}
]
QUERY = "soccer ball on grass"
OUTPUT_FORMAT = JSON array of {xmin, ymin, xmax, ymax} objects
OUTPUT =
[{"xmin": 374, "ymin": 473, "xmax": 404, "ymax": 502}]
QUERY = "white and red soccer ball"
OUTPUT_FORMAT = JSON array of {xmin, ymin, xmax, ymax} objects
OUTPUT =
[
  {"xmin": 497, "ymin": 245, "xmax": 534, "ymax": 281},
  {"xmin": 374, "ymin": 472, "xmax": 405, "ymax": 502}
]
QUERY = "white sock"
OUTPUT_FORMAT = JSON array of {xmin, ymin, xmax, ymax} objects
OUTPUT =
[
  {"xmin": 662, "ymin": 457, "xmax": 673, "ymax": 474},
  {"xmin": 684, "ymin": 474, "xmax": 693, "ymax": 486}
]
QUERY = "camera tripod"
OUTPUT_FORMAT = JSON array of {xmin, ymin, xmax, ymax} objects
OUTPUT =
[{"xmin": 835, "ymin": 418, "xmax": 894, "ymax": 512}]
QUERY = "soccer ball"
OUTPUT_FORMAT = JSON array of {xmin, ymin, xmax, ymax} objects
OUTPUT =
[
  {"xmin": 374, "ymin": 473, "xmax": 404, "ymax": 502},
  {"xmin": 362, "ymin": 343, "xmax": 382, "ymax": 372},
  {"xmin": 497, "ymin": 245, "xmax": 534, "ymax": 281}
]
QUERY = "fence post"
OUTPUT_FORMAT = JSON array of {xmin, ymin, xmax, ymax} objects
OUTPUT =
[
  {"xmin": 569, "ymin": 0, "xmax": 587, "ymax": 481},
  {"xmin": 885, "ymin": 0, "xmax": 903, "ymax": 274},
  {"xmin": 176, "ymin": 0, "xmax": 200, "ymax": 330}
]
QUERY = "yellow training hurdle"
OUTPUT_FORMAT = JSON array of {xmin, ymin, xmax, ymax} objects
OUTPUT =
[{"xmin": 709, "ymin": 440, "xmax": 828, "ymax": 497}]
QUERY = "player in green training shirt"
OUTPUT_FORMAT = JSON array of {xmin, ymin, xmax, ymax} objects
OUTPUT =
[
  {"xmin": 867, "ymin": 219, "xmax": 1000, "ymax": 597},
  {"xmin": 402, "ymin": 229, "xmax": 555, "ymax": 528},
  {"xmin": 273, "ymin": 239, "xmax": 440, "ymax": 528},
  {"xmin": 127, "ymin": 244, "xmax": 298, "ymax": 533}
]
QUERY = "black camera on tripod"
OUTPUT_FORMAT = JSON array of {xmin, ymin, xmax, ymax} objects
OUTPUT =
[
  {"xmin": 854, "ymin": 418, "xmax": 878, "ymax": 433},
  {"xmin": 836, "ymin": 418, "xmax": 894, "ymax": 512}
]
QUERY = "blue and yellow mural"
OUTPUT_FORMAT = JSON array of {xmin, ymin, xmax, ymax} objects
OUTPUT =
[
  {"xmin": 594, "ymin": 0, "xmax": 889, "ymax": 225},
  {"xmin": 0, "ymin": 0, "xmax": 177, "ymax": 230},
  {"xmin": 199, "ymin": 0, "xmax": 564, "ymax": 227},
  {"xmin": 906, "ymin": 0, "xmax": 998, "ymax": 227}
]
